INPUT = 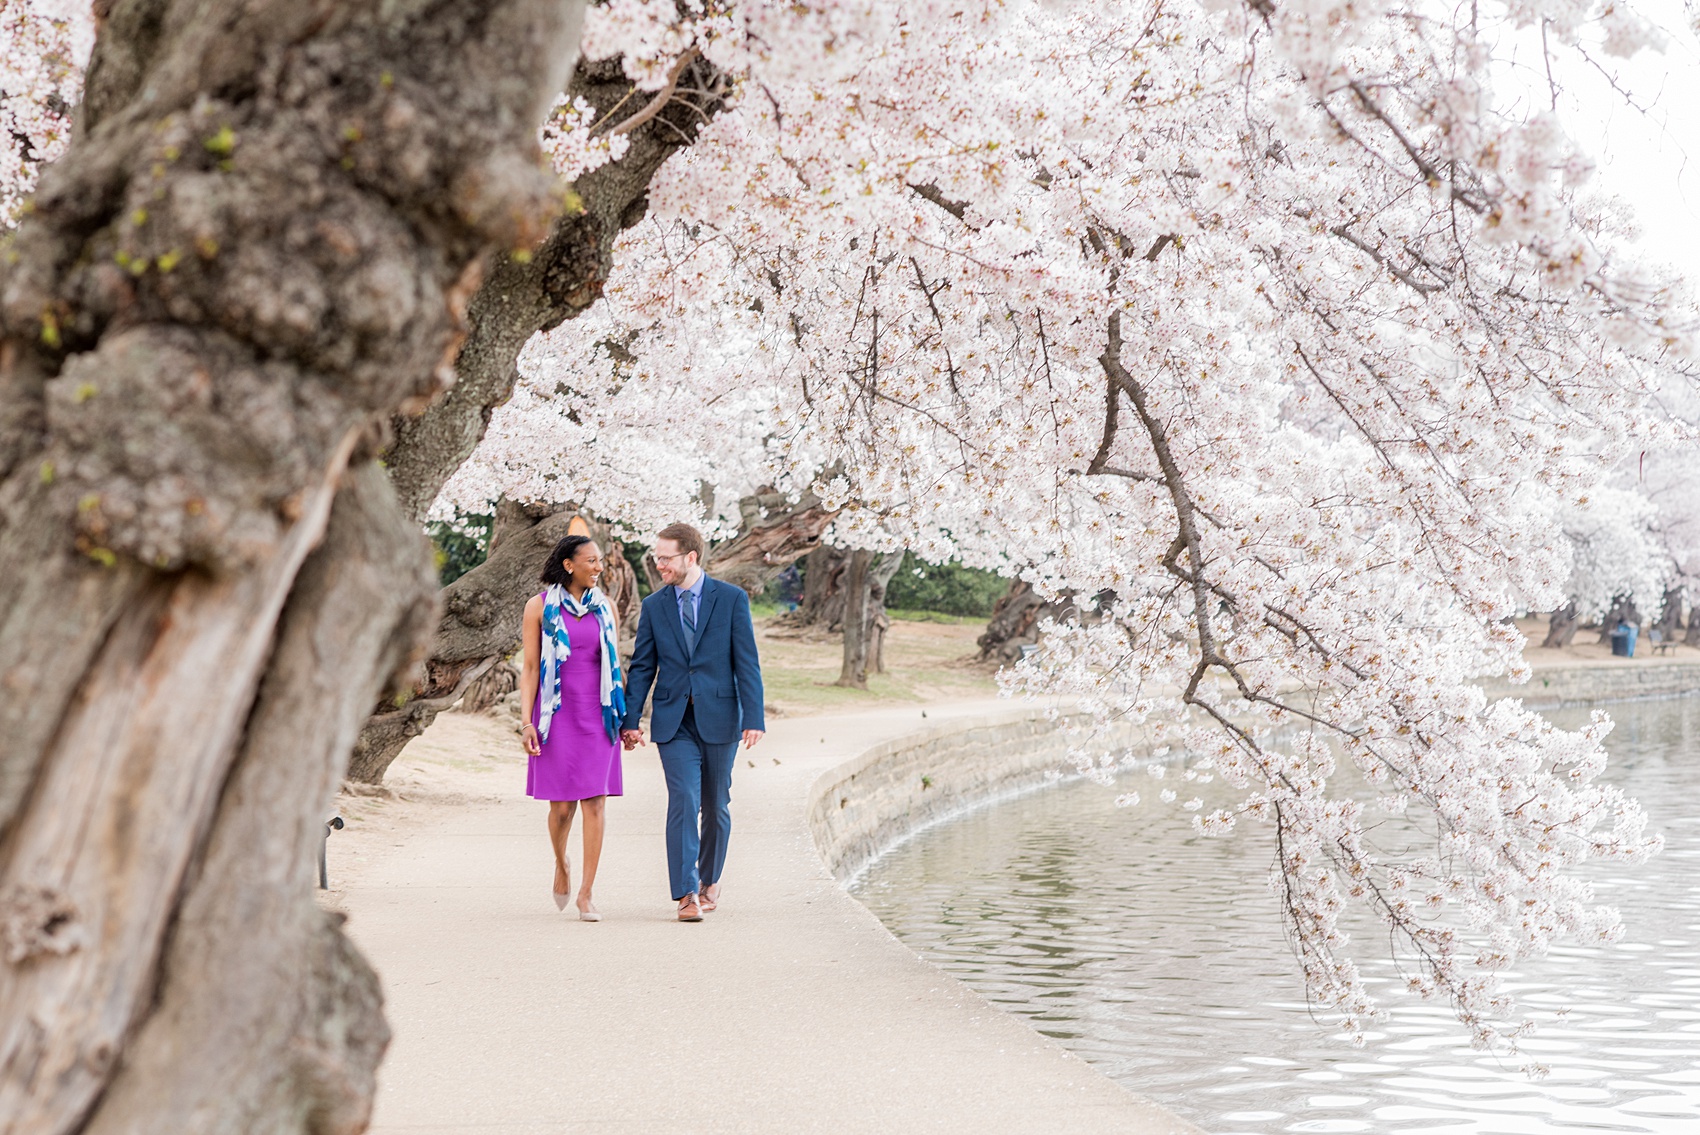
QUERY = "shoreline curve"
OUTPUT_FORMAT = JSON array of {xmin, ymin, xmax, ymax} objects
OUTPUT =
[{"xmin": 806, "ymin": 659, "xmax": 1700, "ymax": 1132}]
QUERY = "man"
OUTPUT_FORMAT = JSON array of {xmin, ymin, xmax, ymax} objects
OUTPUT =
[{"xmin": 621, "ymin": 523, "xmax": 765, "ymax": 921}]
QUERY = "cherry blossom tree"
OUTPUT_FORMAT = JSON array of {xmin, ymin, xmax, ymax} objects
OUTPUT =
[
  {"xmin": 1556, "ymin": 485, "xmax": 1669, "ymax": 619},
  {"xmin": 1541, "ymin": 406, "xmax": 1700, "ymax": 647},
  {"xmin": 464, "ymin": 0, "xmax": 1698, "ymax": 1056},
  {"xmin": 5, "ymin": 8, "xmax": 1699, "ymax": 1132}
]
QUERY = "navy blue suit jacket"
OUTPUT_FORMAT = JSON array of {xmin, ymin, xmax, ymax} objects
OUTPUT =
[{"xmin": 622, "ymin": 575, "xmax": 765, "ymax": 745}]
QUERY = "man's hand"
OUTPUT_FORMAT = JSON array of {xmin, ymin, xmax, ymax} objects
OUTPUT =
[
  {"xmin": 742, "ymin": 729, "xmax": 765, "ymax": 750},
  {"xmin": 621, "ymin": 728, "xmax": 645, "ymax": 751}
]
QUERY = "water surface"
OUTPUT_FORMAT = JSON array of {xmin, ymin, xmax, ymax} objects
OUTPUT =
[{"xmin": 852, "ymin": 696, "xmax": 1700, "ymax": 1133}]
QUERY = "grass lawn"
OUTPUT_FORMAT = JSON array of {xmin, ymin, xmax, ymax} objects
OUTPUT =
[{"xmin": 755, "ymin": 615, "xmax": 1000, "ymax": 716}]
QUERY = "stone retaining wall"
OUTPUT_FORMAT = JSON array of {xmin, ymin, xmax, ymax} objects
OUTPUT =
[
  {"xmin": 1482, "ymin": 661, "xmax": 1700, "ymax": 709},
  {"xmin": 810, "ymin": 661, "xmax": 1700, "ymax": 881},
  {"xmin": 808, "ymin": 707, "xmax": 1119, "ymax": 881}
]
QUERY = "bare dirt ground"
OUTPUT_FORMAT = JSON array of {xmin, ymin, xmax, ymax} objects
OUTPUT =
[
  {"xmin": 1512, "ymin": 615, "xmax": 1699, "ymax": 669},
  {"xmin": 321, "ymin": 711, "xmax": 519, "ymax": 898}
]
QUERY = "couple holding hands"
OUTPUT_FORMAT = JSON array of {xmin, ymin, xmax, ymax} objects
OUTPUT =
[{"xmin": 517, "ymin": 523, "xmax": 764, "ymax": 923}]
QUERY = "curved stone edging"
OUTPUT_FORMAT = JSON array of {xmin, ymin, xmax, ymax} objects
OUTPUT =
[
  {"xmin": 808, "ymin": 705, "xmax": 1111, "ymax": 881},
  {"xmin": 809, "ymin": 660, "xmax": 1700, "ymax": 882}
]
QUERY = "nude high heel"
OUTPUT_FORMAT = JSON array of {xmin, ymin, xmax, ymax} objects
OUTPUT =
[{"xmin": 552, "ymin": 856, "xmax": 572, "ymax": 911}]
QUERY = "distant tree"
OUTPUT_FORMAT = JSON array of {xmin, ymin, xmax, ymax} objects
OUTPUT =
[
  {"xmin": 427, "ymin": 510, "xmax": 493, "ymax": 586},
  {"xmin": 885, "ymin": 553, "xmax": 1007, "ymax": 618}
]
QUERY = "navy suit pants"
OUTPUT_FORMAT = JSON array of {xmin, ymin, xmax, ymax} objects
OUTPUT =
[{"xmin": 657, "ymin": 705, "xmax": 737, "ymax": 900}]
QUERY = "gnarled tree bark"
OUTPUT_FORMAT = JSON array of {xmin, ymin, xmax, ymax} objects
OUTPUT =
[
  {"xmin": 833, "ymin": 548, "xmax": 903, "ymax": 688},
  {"xmin": 1654, "ymin": 586, "xmax": 1683, "ymax": 643},
  {"xmin": 978, "ymin": 580, "xmax": 1060, "ymax": 664},
  {"xmin": 709, "ymin": 487, "xmax": 836, "ymax": 595},
  {"xmin": 80, "ymin": 464, "xmax": 434, "ymax": 1135},
  {"xmin": 783, "ymin": 545, "xmax": 849, "ymax": 629},
  {"xmin": 776, "ymin": 544, "xmax": 900, "ymax": 688},
  {"xmin": 0, "ymin": 2, "xmax": 582, "ymax": 1130},
  {"xmin": 974, "ymin": 580, "xmax": 1108, "ymax": 664},
  {"xmin": 834, "ymin": 549, "xmax": 875, "ymax": 688}
]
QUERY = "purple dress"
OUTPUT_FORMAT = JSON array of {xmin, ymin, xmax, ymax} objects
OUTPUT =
[{"xmin": 528, "ymin": 603, "xmax": 623, "ymax": 801}]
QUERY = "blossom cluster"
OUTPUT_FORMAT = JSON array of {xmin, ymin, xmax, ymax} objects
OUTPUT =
[{"xmin": 0, "ymin": 0, "xmax": 91, "ymax": 225}]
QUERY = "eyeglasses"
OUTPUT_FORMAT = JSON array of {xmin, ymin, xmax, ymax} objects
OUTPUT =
[{"xmin": 653, "ymin": 551, "xmax": 694, "ymax": 565}]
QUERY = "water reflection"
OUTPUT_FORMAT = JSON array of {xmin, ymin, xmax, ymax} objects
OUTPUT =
[{"xmin": 852, "ymin": 696, "xmax": 1700, "ymax": 1134}]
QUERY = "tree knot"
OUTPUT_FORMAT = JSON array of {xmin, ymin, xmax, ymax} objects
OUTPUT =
[{"xmin": 0, "ymin": 884, "xmax": 85, "ymax": 965}]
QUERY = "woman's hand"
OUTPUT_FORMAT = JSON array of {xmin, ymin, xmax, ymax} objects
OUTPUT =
[{"xmin": 522, "ymin": 723, "xmax": 541, "ymax": 756}]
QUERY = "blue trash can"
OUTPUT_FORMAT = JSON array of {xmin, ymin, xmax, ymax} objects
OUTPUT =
[{"xmin": 1610, "ymin": 623, "xmax": 1638, "ymax": 657}]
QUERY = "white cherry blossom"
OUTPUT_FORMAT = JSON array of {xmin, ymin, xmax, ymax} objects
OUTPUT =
[{"xmin": 0, "ymin": 0, "xmax": 91, "ymax": 224}]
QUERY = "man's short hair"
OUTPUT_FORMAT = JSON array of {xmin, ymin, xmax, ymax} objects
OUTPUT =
[{"xmin": 657, "ymin": 522, "xmax": 706, "ymax": 565}]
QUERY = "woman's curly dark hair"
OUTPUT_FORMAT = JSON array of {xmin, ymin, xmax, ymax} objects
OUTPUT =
[{"xmin": 540, "ymin": 534, "xmax": 594, "ymax": 586}]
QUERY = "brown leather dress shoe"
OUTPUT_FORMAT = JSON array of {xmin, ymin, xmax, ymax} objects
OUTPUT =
[
  {"xmin": 697, "ymin": 889, "xmax": 717, "ymax": 913},
  {"xmin": 677, "ymin": 896, "xmax": 703, "ymax": 922}
]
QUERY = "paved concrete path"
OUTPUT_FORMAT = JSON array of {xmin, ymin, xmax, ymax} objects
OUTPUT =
[{"xmin": 341, "ymin": 698, "xmax": 1201, "ymax": 1134}]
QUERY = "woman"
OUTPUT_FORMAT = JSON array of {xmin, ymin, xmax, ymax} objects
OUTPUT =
[{"xmin": 519, "ymin": 534, "xmax": 625, "ymax": 921}]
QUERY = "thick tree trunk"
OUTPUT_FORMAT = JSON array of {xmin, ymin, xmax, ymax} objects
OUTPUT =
[
  {"xmin": 834, "ymin": 549, "xmax": 903, "ymax": 688},
  {"xmin": 1596, "ymin": 594, "xmax": 1642, "ymax": 644},
  {"xmin": 978, "ymin": 580, "xmax": 1052, "ymax": 663},
  {"xmin": 1542, "ymin": 600, "xmax": 1580, "ymax": 648},
  {"xmin": 0, "ymin": 3, "xmax": 581, "ymax": 1130},
  {"xmin": 709, "ymin": 487, "xmax": 836, "ymax": 595},
  {"xmin": 837, "ymin": 550, "xmax": 874, "ymax": 688},
  {"xmin": 786, "ymin": 545, "xmax": 851, "ymax": 629},
  {"xmin": 383, "ymin": 55, "xmax": 731, "ymax": 521},
  {"xmin": 461, "ymin": 658, "xmax": 520, "ymax": 714},
  {"xmin": 973, "ymin": 580, "xmax": 1103, "ymax": 664},
  {"xmin": 780, "ymin": 543, "xmax": 900, "ymax": 643},
  {"xmin": 79, "ymin": 465, "xmax": 434, "ymax": 1135},
  {"xmin": 865, "ymin": 551, "xmax": 903, "ymax": 676},
  {"xmin": 1655, "ymin": 586, "xmax": 1683, "ymax": 640}
]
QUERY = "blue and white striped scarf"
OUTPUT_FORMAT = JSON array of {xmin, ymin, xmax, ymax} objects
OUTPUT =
[{"xmin": 538, "ymin": 584, "xmax": 626, "ymax": 744}]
